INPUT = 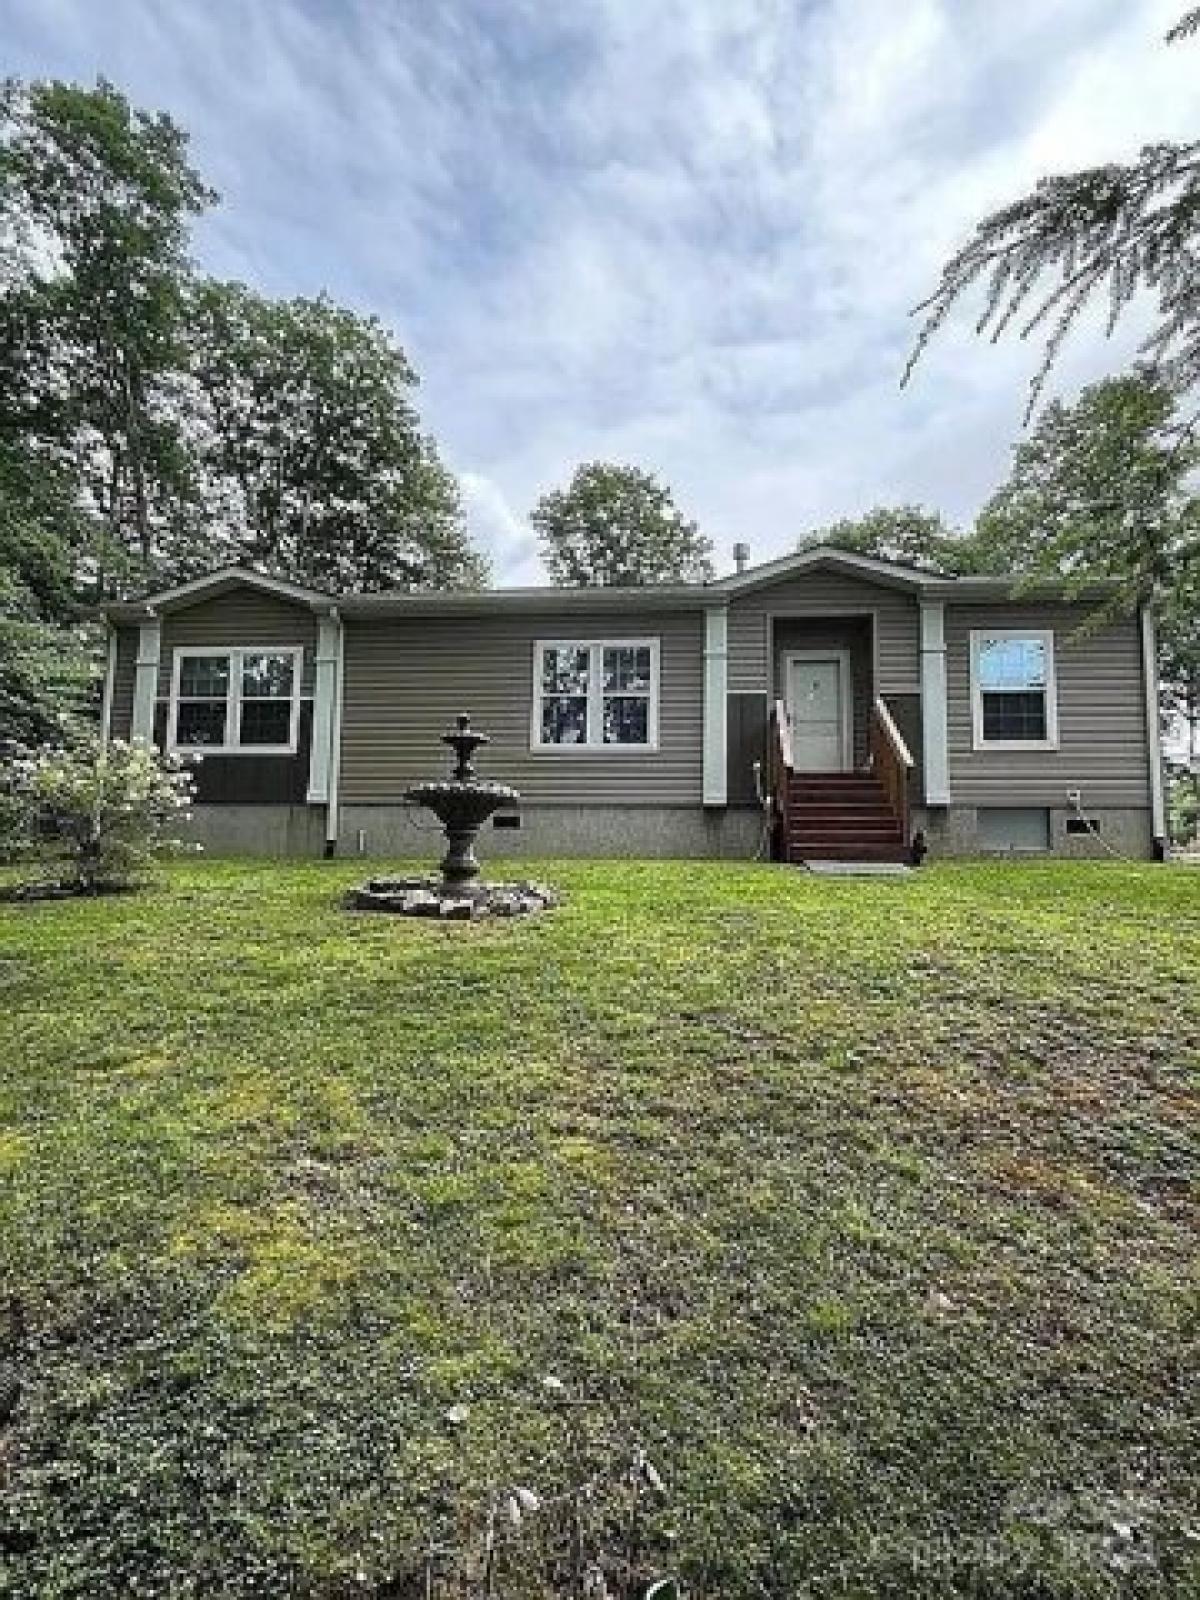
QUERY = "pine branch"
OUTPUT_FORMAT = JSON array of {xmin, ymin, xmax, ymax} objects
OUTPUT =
[
  {"xmin": 1167, "ymin": 8, "xmax": 1200, "ymax": 43},
  {"xmin": 904, "ymin": 143, "xmax": 1200, "ymax": 415}
]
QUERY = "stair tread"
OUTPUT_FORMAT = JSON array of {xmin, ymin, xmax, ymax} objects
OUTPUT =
[{"xmin": 788, "ymin": 848, "xmax": 910, "ymax": 862}]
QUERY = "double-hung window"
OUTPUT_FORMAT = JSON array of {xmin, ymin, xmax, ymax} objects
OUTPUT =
[
  {"xmin": 168, "ymin": 646, "xmax": 303, "ymax": 754},
  {"xmin": 533, "ymin": 639, "xmax": 659, "ymax": 750},
  {"xmin": 970, "ymin": 629, "xmax": 1058, "ymax": 750}
]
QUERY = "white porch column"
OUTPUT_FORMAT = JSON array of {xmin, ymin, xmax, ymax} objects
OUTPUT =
[
  {"xmin": 131, "ymin": 618, "xmax": 161, "ymax": 745},
  {"xmin": 307, "ymin": 610, "xmax": 342, "ymax": 804},
  {"xmin": 1140, "ymin": 602, "xmax": 1166, "ymax": 848},
  {"xmin": 703, "ymin": 605, "xmax": 729, "ymax": 807},
  {"xmin": 920, "ymin": 601, "xmax": 950, "ymax": 805}
]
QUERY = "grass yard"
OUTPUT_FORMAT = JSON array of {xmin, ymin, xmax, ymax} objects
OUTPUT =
[{"xmin": 1, "ymin": 859, "xmax": 1198, "ymax": 1599}]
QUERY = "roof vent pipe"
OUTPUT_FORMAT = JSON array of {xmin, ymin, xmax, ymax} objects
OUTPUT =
[{"xmin": 733, "ymin": 542, "xmax": 750, "ymax": 574}]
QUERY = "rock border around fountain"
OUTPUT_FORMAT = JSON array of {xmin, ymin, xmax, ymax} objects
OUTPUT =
[
  {"xmin": 347, "ymin": 712, "xmax": 559, "ymax": 921},
  {"xmin": 349, "ymin": 875, "xmax": 559, "ymax": 919}
]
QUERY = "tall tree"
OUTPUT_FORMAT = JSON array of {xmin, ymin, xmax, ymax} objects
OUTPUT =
[
  {"xmin": 905, "ymin": 15, "xmax": 1199, "ymax": 416},
  {"xmin": 185, "ymin": 281, "xmax": 488, "ymax": 591},
  {"xmin": 0, "ymin": 438, "xmax": 96, "ymax": 744},
  {"xmin": 532, "ymin": 462, "xmax": 713, "ymax": 586},
  {"xmin": 0, "ymin": 78, "xmax": 215, "ymax": 592},
  {"xmin": 974, "ymin": 374, "xmax": 1200, "ymax": 595},
  {"xmin": 975, "ymin": 372, "xmax": 1200, "ymax": 768},
  {"xmin": 798, "ymin": 504, "xmax": 981, "ymax": 575}
]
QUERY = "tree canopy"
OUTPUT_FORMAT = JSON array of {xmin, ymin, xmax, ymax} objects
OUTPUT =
[
  {"xmin": 974, "ymin": 373, "xmax": 1200, "ymax": 595},
  {"xmin": 0, "ymin": 76, "xmax": 487, "ymax": 603},
  {"xmin": 798, "ymin": 505, "xmax": 980, "ymax": 576},
  {"xmin": 0, "ymin": 76, "xmax": 489, "ymax": 741},
  {"xmin": 186, "ymin": 282, "xmax": 486, "ymax": 591},
  {"xmin": 974, "ymin": 372, "xmax": 1200, "ymax": 771},
  {"xmin": 0, "ymin": 77, "xmax": 214, "ymax": 590},
  {"xmin": 532, "ymin": 462, "xmax": 713, "ymax": 586}
]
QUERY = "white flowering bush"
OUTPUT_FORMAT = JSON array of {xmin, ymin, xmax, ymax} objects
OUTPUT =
[
  {"xmin": 0, "ymin": 739, "xmax": 196, "ymax": 892},
  {"xmin": 0, "ymin": 744, "xmax": 37, "ymax": 862}
]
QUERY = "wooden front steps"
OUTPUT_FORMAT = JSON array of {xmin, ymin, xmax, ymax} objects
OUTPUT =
[{"xmin": 784, "ymin": 771, "xmax": 909, "ymax": 863}]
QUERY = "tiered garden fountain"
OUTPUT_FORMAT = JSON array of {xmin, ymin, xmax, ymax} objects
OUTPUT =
[{"xmin": 349, "ymin": 714, "xmax": 557, "ymax": 918}]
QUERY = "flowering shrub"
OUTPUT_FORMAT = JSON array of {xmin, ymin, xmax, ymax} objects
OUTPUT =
[
  {"xmin": 0, "ymin": 744, "xmax": 35, "ymax": 862},
  {"xmin": 0, "ymin": 739, "xmax": 196, "ymax": 892}
]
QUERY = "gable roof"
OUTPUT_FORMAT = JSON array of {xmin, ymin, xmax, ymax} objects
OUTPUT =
[
  {"xmin": 99, "ymin": 548, "xmax": 1122, "ymax": 622},
  {"xmin": 708, "ymin": 545, "xmax": 936, "ymax": 595},
  {"xmin": 101, "ymin": 565, "xmax": 337, "ymax": 619}
]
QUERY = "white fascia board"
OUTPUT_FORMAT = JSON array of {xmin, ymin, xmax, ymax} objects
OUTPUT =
[{"xmin": 115, "ymin": 566, "xmax": 334, "ymax": 614}]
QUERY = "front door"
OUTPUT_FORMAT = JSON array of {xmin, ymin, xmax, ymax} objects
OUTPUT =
[{"xmin": 786, "ymin": 654, "xmax": 849, "ymax": 772}]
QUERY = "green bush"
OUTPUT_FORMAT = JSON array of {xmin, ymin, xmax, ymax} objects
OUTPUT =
[{"xmin": 0, "ymin": 738, "xmax": 196, "ymax": 891}]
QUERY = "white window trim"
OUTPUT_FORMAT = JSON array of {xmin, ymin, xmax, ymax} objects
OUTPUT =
[
  {"xmin": 969, "ymin": 628, "xmax": 1059, "ymax": 752},
  {"xmin": 531, "ymin": 637, "xmax": 660, "ymax": 753},
  {"xmin": 167, "ymin": 644, "xmax": 305, "ymax": 756}
]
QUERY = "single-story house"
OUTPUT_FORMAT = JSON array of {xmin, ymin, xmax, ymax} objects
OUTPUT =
[{"xmin": 98, "ymin": 548, "xmax": 1167, "ymax": 861}]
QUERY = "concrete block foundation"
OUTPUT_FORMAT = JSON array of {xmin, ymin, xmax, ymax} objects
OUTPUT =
[
  {"xmin": 337, "ymin": 803, "xmax": 766, "ymax": 861},
  {"xmin": 913, "ymin": 805, "xmax": 1155, "ymax": 860}
]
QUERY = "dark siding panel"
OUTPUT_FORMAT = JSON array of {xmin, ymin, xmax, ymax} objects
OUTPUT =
[
  {"xmin": 156, "ymin": 703, "xmax": 313, "ymax": 804},
  {"xmin": 340, "ymin": 611, "xmax": 704, "ymax": 806},
  {"xmin": 727, "ymin": 693, "xmax": 767, "ymax": 806},
  {"xmin": 110, "ymin": 627, "xmax": 137, "ymax": 739},
  {"xmin": 886, "ymin": 692, "xmax": 924, "ymax": 806},
  {"xmin": 945, "ymin": 603, "xmax": 1150, "ymax": 806}
]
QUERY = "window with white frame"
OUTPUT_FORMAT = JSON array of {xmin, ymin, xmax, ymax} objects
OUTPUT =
[
  {"xmin": 970, "ymin": 630, "xmax": 1058, "ymax": 749},
  {"xmin": 533, "ymin": 639, "xmax": 659, "ymax": 750},
  {"xmin": 168, "ymin": 646, "xmax": 303, "ymax": 754}
]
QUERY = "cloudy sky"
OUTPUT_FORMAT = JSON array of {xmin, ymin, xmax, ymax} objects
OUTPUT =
[{"xmin": 6, "ymin": 0, "xmax": 1194, "ymax": 583}]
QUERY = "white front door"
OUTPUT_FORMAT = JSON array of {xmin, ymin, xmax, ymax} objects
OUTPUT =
[{"xmin": 786, "ymin": 654, "xmax": 849, "ymax": 771}]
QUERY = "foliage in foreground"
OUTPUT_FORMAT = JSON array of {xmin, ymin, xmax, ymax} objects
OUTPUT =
[
  {"xmin": 905, "ymin": 14, "xmax": 1200, "ymax": 412},
  {"xmin": 0, "ymin": 860, "xmax": 1196, "ymax": 1597},
  {"xmin": 0, "ymin": 739, "xmax": 194, "ymax": 890}
]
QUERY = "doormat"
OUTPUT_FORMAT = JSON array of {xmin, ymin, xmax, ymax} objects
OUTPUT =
[{"xmin": 801, "ymin": 860, "xmax": 912, "ymax": 877}]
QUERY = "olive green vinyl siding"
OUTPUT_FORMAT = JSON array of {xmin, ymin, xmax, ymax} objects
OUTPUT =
[
  {"xmin": 727, "ymin": 572, "xmax": 920, "ymax": 694},
  {"xmin": 945, "ymin": 603, "xmax": 1150, "ymax": 805},
  {"xmin": 339, "ymin": 611, "xmax": 704, "ymax": 806},
  {"xmin": 155, "ymin": 591, "xmax": 318, "ymax": 697},
  {"xmin": 109, "ymin": 626, "xmax": 138, "ymax": 739}
]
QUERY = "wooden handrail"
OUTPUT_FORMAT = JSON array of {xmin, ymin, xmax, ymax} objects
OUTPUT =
[
  {"xmin": 768, "ymin": 698, "xmax": 793, "ymax": 858},
  {"xmin": 870, "ymin": 695, "xmax": 913, "ymax": 845}
]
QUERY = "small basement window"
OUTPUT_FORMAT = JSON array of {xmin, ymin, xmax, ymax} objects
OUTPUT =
[
  {"xmin": 168, "ymin": 646, "xmax": 303, "ymax": 755},
  {"xmin": 977, "ymin": 807, "xmax": 1051, "ymax": 853},
  {"xmin": 1065, "ymin": 816, "xmax": 1100, "ymax": 836},
  {"xmin": 532, "ymin": 639, "xmax": 659, "ymax": 751},
  {"xmin": 970, "ymin": 630, "xmax": 1059, "ymax": 750}
]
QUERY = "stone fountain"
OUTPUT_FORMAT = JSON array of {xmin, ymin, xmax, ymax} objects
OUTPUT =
[{"xmin": 348, "ymin": 714, "xmax": 558, "ymax": 919}]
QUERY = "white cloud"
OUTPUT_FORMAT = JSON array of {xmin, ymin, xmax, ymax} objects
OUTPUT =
[
  {"xmin": 5, "ymin": 0, "xmax": 1195, "ymax": 581},
  {"xmin": 458, "ymin": 472, "xmax": 541, "ymax": 586}
]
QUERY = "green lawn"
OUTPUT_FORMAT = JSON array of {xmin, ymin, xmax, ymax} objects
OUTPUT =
[{"xmin": 1, "ymin": 859, "xmax": 1197, "ymax": 1599}]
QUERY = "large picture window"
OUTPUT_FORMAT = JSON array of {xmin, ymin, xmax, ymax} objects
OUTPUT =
[
  {"xmin": 533, "ymin": 639, "xmax": 659, "ymax": 750},
  {"xmin": 970, "ymin": 630, "xmax": 1058, "ymax": 750},
  {"xmin": 168, "ymin": 646, "xmax": 303, "ymax": 754}
]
